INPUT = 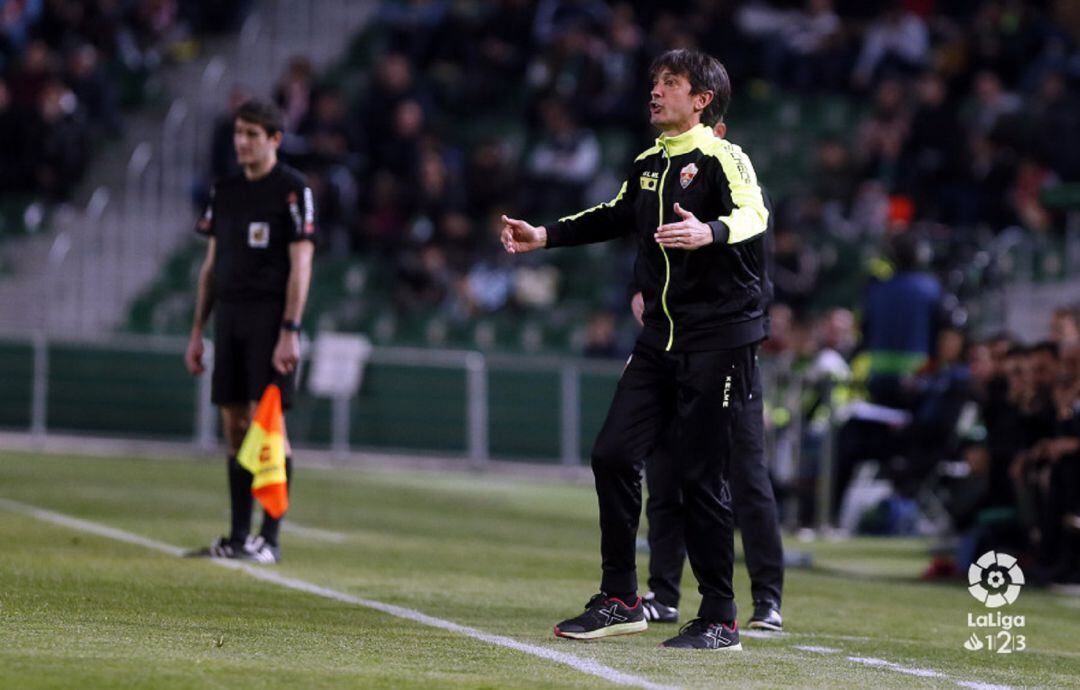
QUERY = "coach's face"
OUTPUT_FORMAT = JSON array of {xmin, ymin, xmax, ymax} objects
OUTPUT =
[
  {"xmin": 649, "ymin": 69, "xmax": 711, "ymax": 134},
  {"xmin": 234, "ymin": 117, "xmax": 281, "ymax": 168}
]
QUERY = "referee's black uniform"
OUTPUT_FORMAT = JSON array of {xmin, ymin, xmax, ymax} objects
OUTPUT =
[
  {"xmin": 545, "ymin": 123, "xmax": 769, "ymax": 624},
  {"xmin": 196, "ymin": 161, "xmax": 315, "ymax": 551},
  {"xmin": 196, "ymin": 162, "xmax": 316, "ymax": 408}
]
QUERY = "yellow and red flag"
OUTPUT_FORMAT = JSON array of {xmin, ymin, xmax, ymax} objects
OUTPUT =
[{"xmin": 237, "ymin": 384, "xmax": 288, "ymax": 518}]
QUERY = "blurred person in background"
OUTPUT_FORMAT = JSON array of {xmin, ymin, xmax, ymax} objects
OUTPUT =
[
  {"xmin": 184, "ymin": 100, "xmax": 316, "ymax": 565},
  {"xmin": 859, "ymin": 231, "xmax": 943, "ymax": 408}
]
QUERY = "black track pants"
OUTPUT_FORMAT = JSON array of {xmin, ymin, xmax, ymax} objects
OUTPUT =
[
  {"xmin": 591, "ymin": 340, "xmax": 753, "ymax": 623},
  {"xmin": 645, "ymin": 362, "xmax": 785, "ymax": 609}
]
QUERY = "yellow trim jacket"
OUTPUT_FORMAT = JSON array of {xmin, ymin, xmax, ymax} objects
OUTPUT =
[{"xmin": 545, "ymin": 124, "xmax": 770, "ymax": 352}]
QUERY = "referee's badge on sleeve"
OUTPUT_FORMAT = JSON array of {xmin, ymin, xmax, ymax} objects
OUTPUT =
[{"xmin": 248, "ymin": 222, "xmax": 270, "ymax": 248}]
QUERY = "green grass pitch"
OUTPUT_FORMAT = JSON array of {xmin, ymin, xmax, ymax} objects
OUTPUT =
[{"xmin": 1, "ymin": 450, "xmax": 1078, "ymax": 689}]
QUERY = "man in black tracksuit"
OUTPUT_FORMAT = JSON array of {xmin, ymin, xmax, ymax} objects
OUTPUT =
[
  {"xmin": 501, "ymin": 49, "xmax": 769, "ymax": 650},
  {"xmin": 638, "ymin": 179, "xmax": 784, "ymax": 632}
]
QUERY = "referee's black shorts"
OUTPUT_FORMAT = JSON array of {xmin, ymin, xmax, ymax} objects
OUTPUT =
[{"xmin": 212, "ymin": 300, "xmax": 296, "ymax": 408}]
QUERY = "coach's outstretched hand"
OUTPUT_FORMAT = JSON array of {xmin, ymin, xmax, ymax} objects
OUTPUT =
[
  {"xmin": 655, "ymin": 203, "xmax": 712, "ymax": 250},
  {"xmin": 501, "ymin": 215, "xmax": 547, "ymax": 254}
]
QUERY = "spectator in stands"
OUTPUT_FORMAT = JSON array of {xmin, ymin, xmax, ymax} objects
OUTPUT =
[
  {"xmin": 273, "ymin": 55, "xmax": 314, "ymax": 135},
  {"xmin": 771, "ymin": 223, "xmax": 818, "ymax": 316},
  {"xmin": 1051, "ymin": 307, "xmax": 1080, "ymax": 350},
  {"xmin": 360, "ymin": 52, "xmax": 426, "ymax": 143},
  {"xmin": 582, "ymin": 309, "xmax": 618, "ymax": 359},
  {"xmin": 526, "ymin": 18, "xmax": 606, "ymax": 104},
  {"xmin": 0, "ymin": 76, "xmax": 28, "ymax": 192},
  {"xmin": 209, "ymin": 85, "xmax": 253, "ymax": 182},
  {"xmin": 524, "ymin": 97, "xmax": 601, "ymax": 216},
  {"xmin": 590, "ymin": 2, "xmax": 645, "ymax": 126},
  {"xmin": 64, "ymin": 42, "xmax": 120, "ymax": 137},
  {"xmin": 755, "ymin": 0, "xmax": 845, "ymax": 92},
  {"xmin": 1011, "ymin": 342, "xmax": 1080, "ymax": 585},
  {"xmin": 358, "ymin": 170, "xmax": 405, "ymax": 253},
  {"xmin": 856, "ymin": 79, "xmax": 909, "ymax": 188},
  {"xmin": 464, "ymin": 140, "xmax": 517, "ymax": 218},
  {"xmin": 8, "ymin": 39, "xmax": 55, "ymax": 109},
  {"xmin": 851, "ymin": 1, "xmax": 929, "ymax": 89},
  {"xmin": 296, "ymin": 86, "xmax": 363, "ymax": 251},
  {"xmin": 898, "ymin": 71, "xmax": 962, "ymax": 221},
  {"xmin": 1029, "ymin": 70, "xmax": 1080, "ymax": 181},
  {"xmin": 813, "ymin": 137, "xmax": 857, "ymax": 210},
  {"xmin": 371, "ymin": 98, "xmax": 425, "ymax": 182},
  {"xmin": 395, "ymin": 243, "xmax": 452, "ymax": 314},
  {"xmin": 26, "ymin": 77, "xmax": 87, "ymax": 200},
  {"xmin": 969, "ymin": 70, "xmax": 1022, "ymax": 137}
]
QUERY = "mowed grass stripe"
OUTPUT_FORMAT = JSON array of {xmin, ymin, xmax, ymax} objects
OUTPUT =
[{"xmin": 0, "ymin": 497, "xmax": 676, "ymax": 690}]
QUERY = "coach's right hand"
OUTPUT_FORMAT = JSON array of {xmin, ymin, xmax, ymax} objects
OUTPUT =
[
  {"xmin": 185, "ymin": 332, "xmax": 205, "ymax": 375},
  {"xmin": 501, "ymin": 215, "xmax": 546, "ymax": 254}
]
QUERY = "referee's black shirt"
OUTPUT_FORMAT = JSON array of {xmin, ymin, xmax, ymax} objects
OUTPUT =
[{"xmin": 196, "ymin": 163, "xmax": 316, "ymax": 303}]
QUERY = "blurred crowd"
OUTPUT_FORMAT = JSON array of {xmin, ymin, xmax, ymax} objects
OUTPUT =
[
  {"xmin": 758, "ymin": 231, "xmax": 1079, "ymax": 586},
  {"xmin": 0, "ymin": 0, "xmax": 248, "ymax": 200},
  {"xmin": 196, "ymin": 0, "xmax": 1080, "ymax": 340}
]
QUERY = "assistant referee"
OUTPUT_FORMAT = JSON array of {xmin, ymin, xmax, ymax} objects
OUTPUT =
[{"xmin": 184, "ymin": 99, "xmax": 316, "ymax": 564}]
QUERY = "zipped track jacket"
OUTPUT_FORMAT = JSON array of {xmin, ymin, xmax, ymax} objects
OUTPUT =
[{"xmin": 546, "ymin": 123, "xmax": 769, "ymax": 352}]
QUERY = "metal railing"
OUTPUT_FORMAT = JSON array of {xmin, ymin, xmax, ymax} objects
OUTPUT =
[
  {"xmin": 0, "ymin": 332, "xmax": 852, "ymax": 526},
  {"xmin": 0, "ymin": 332, "xmax": 624, "ymax": 464}
]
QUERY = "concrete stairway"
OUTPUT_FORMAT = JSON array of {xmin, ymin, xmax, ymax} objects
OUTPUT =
[{"xmin": 0, "ymin": 0, "xmax": 373, "ymax": 337}]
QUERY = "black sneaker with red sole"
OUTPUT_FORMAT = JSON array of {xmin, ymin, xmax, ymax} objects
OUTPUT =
[{"xmin": 554, "ymin": 593, "xmax": 648, "ymax": 640}]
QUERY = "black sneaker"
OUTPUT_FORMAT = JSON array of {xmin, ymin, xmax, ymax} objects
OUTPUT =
[
  {"xmin": 185, "ymin": 535, "xmax": 244, "ymax": 559},
  {"xmin": 747, "ymin": 600, "xmax": 783, "ymax": 631},
  {"xmin": 660, "ymin": 618, "xmax": 742, "ymax": 650},
  {"xmin": 554, "ymin": 593, "xmax": 648, "ymax": 640},
  {"xmin": 242, "ymin": 535, "xmax": 281, "ymax": 564},
  {"xmin": 641, "ymin": 591, "xmax": 679, "ymax": 623}
]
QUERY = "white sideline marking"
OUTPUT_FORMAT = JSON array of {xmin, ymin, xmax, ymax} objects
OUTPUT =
[
  {"xmin": 0, "ymin": 498, "xmax": 676, "ymax": 690},
  {"xmin": 0, "ymin": 497, "xmax": 1018, "ymax": 690},
  {"xmin": 282, "ymin": 522, "xmax": 349, "ymax": 543},
  {"xmin": 847, "ymin": 656, "xmax": 945, "ymax": 679},
  {"xmin": 794, "ymin": 644, "xmax": 1013, "ymax": 689}
]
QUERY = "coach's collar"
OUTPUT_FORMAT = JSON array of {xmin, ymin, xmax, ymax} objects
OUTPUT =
[{"xmin": 657, "ymin": 124, "xmax": 712, "ymax": 157}]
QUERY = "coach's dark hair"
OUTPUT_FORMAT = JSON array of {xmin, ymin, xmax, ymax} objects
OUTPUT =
[
  {"xmin": 235, "ymin": 99, "xmax": 284, "ymax": 136},
  {"xmin": 649, "ymin": 49, "xmax": 731, "ymax": 126}
]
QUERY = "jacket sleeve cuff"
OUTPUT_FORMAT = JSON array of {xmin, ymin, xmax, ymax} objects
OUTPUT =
[
  {"xmin": 544, "ymin": 221, "xmax": 564, "ymax": 248},
  {"xmin": 708, "ymin": 220, "xmax": 730, "ymax": 244}
]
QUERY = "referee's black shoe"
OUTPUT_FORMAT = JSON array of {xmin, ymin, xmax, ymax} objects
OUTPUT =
[
  {"xmin": 641, "ymin": 591, "xmax": 679, "ymax": 623},
  {"xmin": 554, "ymin": 593, "xmax": 647, "ymax": 640},
  {"xmin": 185, "ymin": 535, "xmax": 244, "ymax": 559},
  {"xmin": 747, "ymin": 600, "xmax": 783, "ymax": 631},
  {"xmin": 660, "ymin": 619, "xmax": 742, "ymax": 650}
]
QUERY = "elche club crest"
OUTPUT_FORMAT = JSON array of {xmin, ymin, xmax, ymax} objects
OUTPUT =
[
  {"xmin": 679, "ymin": 162, "xmax": 698, "ymax": 189},
  {"xmin": 968, "ymin": 550, "xmax": 1024, "ymax": 608}
]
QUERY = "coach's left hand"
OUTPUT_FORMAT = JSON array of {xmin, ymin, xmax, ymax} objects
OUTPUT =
[
  {"xmin": 655, "ymin": 203, "xmax": 712, "ymax": 250},
  {"xmin": 273, "ymin": 331, "xmax": 300, "ymax": 375}
]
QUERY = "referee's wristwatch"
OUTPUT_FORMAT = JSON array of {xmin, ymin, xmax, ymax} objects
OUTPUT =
[{"xmin": 281, "ymin": 319, "xmax": 302, "ymax": 332}]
